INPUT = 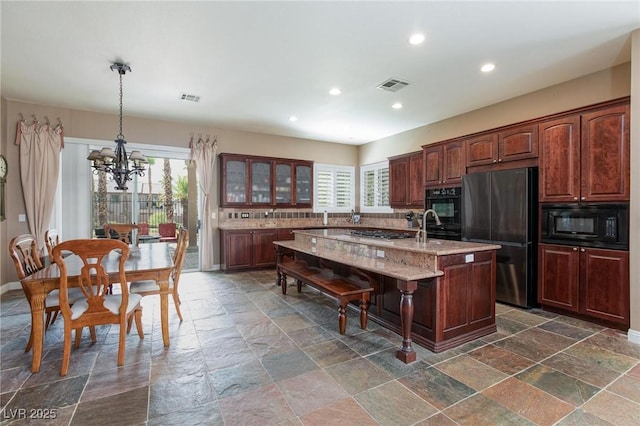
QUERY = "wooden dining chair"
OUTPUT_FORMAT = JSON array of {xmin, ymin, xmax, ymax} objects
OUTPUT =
[
  {"xmin": 104, "ymin": 223, "xmax": 140, "ymax": 246},
  {"xmin": 44, "ymin": 228, "xmax": 60, "ymax": 259},
  {"xmin": 52, "ymin": 238, "xmax": 144, "ymax": 376},
  {"xmin": 43, "ymin": 228, "xmax": 62, "ymax": 326},
  {"xmin": 129, "ymin": 227, "xmax": 189, "ymax": 323},
  {"xmin": 9, "ymin": 234, "xmax": 84, "ymax": 352}
]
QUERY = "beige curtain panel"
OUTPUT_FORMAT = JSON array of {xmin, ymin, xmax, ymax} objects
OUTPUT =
[
  {"xmin": 15, "ymin": 119, "xmax": 64, "ymax": 251},
  {"xmin": 189, "ymin": 135, "xmax": 218, "ymax": 270}
]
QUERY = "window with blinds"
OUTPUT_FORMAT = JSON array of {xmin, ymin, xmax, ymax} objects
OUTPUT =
[
  {"xmin": 360, "ymin": 161, "xmax": 392, "ymax": 213},
  {"xmin": 313, "ymin": 163, "xmax": 355, "ymax": 213}
]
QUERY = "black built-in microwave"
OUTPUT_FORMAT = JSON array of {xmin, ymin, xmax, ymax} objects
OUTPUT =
[{"xmin": 541, "ymin": 203, "xmax": 629, "ymax": 250}]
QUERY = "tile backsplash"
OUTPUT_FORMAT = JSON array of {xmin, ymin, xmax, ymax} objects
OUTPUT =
[{"xmin": 218, "ymin": 208, "xmax": 420, "ymax": 230}]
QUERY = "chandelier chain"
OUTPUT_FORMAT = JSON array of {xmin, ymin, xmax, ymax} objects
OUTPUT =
[{"xmin": 118, "ymin": 70, "xmax": 124, "ymax": 140}]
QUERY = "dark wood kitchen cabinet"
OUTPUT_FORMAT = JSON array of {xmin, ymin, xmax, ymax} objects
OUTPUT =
[
  {"xmin": 274, "ymin": 160, "xmax": 313, "ymax": 207},
  {"xmin": 580, "ymin": 104, "xmax": 630, "ymax": 202},
  {"xmin": 538, "ymin": 243, "xmax": 629, "ymax": 328},
  {"xmin": 221, "ymin": 229, "xmax": 277, "ymax": 271},
  {"xmin": 539, "ymin": 103, "xmax": 630, "ymax": 202},
  {"xmin": 377, "ymin": 249, "xmax": 495, "ymax": 352},
  {"xmin": 423, "ymin": 141, "xmax": 465, "ymax": 188},
  {"xmin": 465, "ymin": 124, "xmax": 538, "ymax": 167},
  {"xmin": 220, "ymin": 153, "xmax": 313, "ymax": 208},
  {"xmin": 389, "ymin": 151, "xmax": 424, "ymax": 207}
]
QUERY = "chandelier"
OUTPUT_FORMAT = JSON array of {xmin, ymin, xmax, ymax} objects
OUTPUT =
[{"xmin": 87, "ymin": 62, "xmax": 147, "ymax": 190}]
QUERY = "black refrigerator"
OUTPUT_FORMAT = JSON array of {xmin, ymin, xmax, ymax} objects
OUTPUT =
[{"xmin": 462, "ymin": 168, "xmax": 538, "ymax": 308}]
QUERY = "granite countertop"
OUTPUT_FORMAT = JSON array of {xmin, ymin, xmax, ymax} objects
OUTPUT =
[
  {"xmin": 218, "ymin": 222, "xmax": 417, "ymax": 232},
  {"xmin": 293, "ymin": 228, "xmax": 501, "ymax": 256},
  {"xmin": 275, "ymin": 239, "xmax": 444, "ymax": 281}
]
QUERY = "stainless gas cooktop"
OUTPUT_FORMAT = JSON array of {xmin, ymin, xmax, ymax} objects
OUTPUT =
[{"xmin": 349, "ymin": 230, "xmax": 414, "ymax": 240}]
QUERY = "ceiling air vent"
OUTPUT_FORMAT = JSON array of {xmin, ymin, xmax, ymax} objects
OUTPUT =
[
  {"xmin": 180, "ymin": 93, "xmax": 201, "ymax": 103},
  {"xmin": 376, "ymin": 78, "xmax": 410, "ymax": 92}
]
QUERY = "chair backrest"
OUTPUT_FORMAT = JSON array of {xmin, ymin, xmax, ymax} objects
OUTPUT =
[
  {"xmin": 158, "ymin": 223, "xmax": 176, "ymax": 238},
  {"xmin": 9, "ymin": 234, "xmax": 44, "ymax": 279},
  {"xmin": 45, "ymin": 229, "xmax": 60, "ymax": 259},
  {"xmin": 172, "ymin": 227, "xmax": 189, "ymax": 289},
  {"xmin": 138, "ymin": 223, "xmax": 149, "ymax": 236},
  {"xmin": 104, "ymin": 224, "xmax": 139, "ymax": 246},
  {"xmin": 52, "ymin": 239, "xmax": 130, "ymax": 320}
]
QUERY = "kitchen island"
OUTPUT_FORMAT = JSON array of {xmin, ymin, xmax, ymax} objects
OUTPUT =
[{"xmin": 274, "ymin": 228, "xmax": 501, "ymax": 363}]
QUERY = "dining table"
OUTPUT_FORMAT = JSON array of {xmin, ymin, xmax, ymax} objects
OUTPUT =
[{"xmin": 19, "ymin": 242, "xmax": 174, "ymax": 373}]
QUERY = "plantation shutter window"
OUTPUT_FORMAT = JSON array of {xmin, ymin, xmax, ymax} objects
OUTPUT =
[
  {"xmin": 360, "ymin": 161, "xmax": 392, "ymax": 213},
  {"xmin": 313, "ymin": 164, "xmax": 355, "ymax": 213}
]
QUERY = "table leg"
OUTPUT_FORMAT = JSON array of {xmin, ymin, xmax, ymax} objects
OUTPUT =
[
  {"xmin": 158, "ymin": 279, "xmax": 170, "ymax": 347},
  {"xmin": 27, "ymin": 291, "xmax": 47, "ymax": 373},
  {"xmin": 396, "ymin": 280, "xmax": 418, "ymax": 364},
  {"xmin": 275, "ymin": 249, "xmax": 283, "ymax": 286}
]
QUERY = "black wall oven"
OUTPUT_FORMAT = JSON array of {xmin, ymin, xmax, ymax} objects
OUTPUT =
[
  {"xmin": 541, "ymin": 203, "xmax": 629, "ymax": 250},
  {"xmin": 425, "ymin": 187, "xmax": 462, "ymax": 240}
]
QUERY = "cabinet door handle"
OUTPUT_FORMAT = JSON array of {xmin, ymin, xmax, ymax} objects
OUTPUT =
[
  {"xmin": 498, "ymin": 158, "xmax": 503, "ymax": 162},
  {"xmin": 573, "ymin": 197, "xmax": 578, "ymax": 200},
  {"xmin": 580, "ymin": 248, "xmax": 585, "ymax": 252},
  {"xmin": 573, "ymin": 247, "xmax": 578, "ymax": 251},
  {"xmin": 493, "ymin": 159, "xmax": 497, "ymax": 163},
  {"xmin": 581, "ymin": 197, "xmax": 586, "ymax": 200}
]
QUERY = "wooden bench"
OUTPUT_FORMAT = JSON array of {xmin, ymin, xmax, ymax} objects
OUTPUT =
[{"xmin": 277, "ymin": 259, "xmax": 374, "ymax": 334}]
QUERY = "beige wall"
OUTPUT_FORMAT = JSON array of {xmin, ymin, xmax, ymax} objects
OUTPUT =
[{"xmin": 360, "ymin": 63, "xmax": 631, "ymax": 164}]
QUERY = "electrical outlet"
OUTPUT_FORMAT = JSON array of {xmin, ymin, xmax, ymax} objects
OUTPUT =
[
  {"xmin": 376, "ymin": 250, "xmax": 385, "ymax": 258},
  {"xmin": 241, "ymin": 212, "xmax": 250, "ymax": 219}
]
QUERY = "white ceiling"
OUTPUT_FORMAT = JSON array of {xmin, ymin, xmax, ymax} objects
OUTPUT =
[{"xmin": 1, "ymin": 1, "xmax": 639, "ymax": 145}]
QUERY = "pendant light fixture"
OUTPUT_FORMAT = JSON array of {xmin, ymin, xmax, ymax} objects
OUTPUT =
[{"xmin": 87, "ymin": 62, "xmax": 147, "ymax": 190}]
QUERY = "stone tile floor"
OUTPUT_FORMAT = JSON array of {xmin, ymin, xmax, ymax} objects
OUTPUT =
[{"xmin": 1, "ymin": 269, "xmax": 639, "ymax": 425}]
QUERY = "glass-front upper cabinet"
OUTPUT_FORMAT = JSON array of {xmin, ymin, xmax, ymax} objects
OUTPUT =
[
  {"xmin": 223, "ymin": 157, "xmax": 248, "ymax": 204},
  {"xmin": 295, "ymin": 163, "xmax": 312, "ymax": 207},
  {"xmin": 275, "ymin": 163, "xmax": 292, "ymax": 205},
  {"xmin": 220, "ymin": 153, "xmax": 313, "ymax": 208},
  {"xmin": 251, "ymin": 160, "xmax": 272, "ymax": 205}
]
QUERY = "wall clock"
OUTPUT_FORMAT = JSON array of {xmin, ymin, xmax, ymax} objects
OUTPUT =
[{"xmin": 0, "ymin": 154, "xmax": 6, "ymax": 222}]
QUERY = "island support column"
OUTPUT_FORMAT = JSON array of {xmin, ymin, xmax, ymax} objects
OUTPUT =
[{"xmin": 396, "ymin": 279, "xmax": 418, "ymax": 363}]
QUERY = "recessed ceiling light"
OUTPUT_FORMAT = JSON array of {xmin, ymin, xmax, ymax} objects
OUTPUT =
[
  {"xmin": 392, "ymin": 102, "xmax": 403, "ymax": 109},
  {"xmin": 481, "ymin": 63, "xmax": 496, "ymax": 73},
  {"xmin": 289, "ymin": 116, "xmax": 298, "ymax": 122},
  {"xmin": 409, "ymin": 33, "xmax": 425, "ymax": 45},
  {"xmin": 329, "ymin": 87, "xmax": 342, "ymax": 96}
]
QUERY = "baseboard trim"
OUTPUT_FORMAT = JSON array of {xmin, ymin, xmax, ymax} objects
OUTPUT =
[
  {"xmin": 628, "ymin": 328, "xmax": 640, "ymax": 345},
  {"xmin": 1, "ymin": 282, "xmax": 22, "ymax": 294}
]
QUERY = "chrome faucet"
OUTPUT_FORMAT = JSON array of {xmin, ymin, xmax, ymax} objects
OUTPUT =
[{"xmin": 416, "ymin": 209, "xmax": 441, "ymax": 243}]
